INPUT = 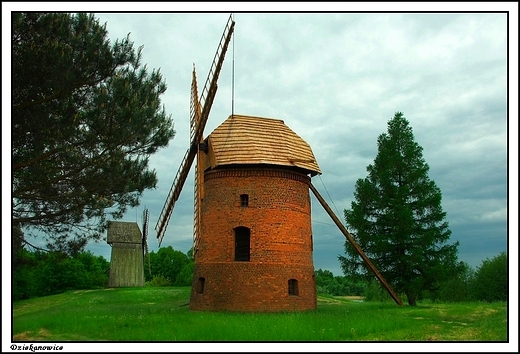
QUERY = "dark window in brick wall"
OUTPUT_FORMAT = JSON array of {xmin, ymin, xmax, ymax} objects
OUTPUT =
[
  {"xmin": 288, "ymin": 279, "xmax": 299, "ymax": 296},
  {"xmin": 234, "ymin": 227, "xmax": 250, "ymax": 261},
  {"xmin": 197, "ymin": 277, "xmax": 205, "ymax": 294},
  {"xmin": 240, "ymin": 194, "xmax": 249, "ymax": 207}
]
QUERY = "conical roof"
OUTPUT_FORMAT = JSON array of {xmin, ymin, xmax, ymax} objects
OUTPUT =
[{"xmin": 205, "ymin": 114, "xmax": 321, "ymax": 176}]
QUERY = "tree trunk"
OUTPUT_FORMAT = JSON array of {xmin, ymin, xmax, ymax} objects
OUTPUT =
[{"xmin": 406, "ymin": 291, "xmax": 417, "ymax": 306}]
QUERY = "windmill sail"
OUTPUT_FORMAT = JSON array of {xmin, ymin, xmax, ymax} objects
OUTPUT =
[
  {"xmin": 191, "ymin": 66, "xmax": 203, "ymax": 257},
  {"xmin": 155, "ymin": 15, "xmax": 235, "ymax": 246}
]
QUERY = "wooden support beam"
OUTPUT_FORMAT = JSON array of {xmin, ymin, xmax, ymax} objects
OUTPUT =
[{"xmin": 309, "ymin": 182, "xmax": 403, "ymax": 306}]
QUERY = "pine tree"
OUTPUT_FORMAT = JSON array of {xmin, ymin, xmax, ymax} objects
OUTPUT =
[
  {"xmin": 339, "ymin": 112, "xmax": 459, "ymax": 305},
  {"xmin": 12, "ymin": 13, "xmax": 175, "ymax": 250}
]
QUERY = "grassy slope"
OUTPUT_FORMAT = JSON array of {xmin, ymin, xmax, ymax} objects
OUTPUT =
[{"xmin": 12, "ymin": 287, "xmax": 508, "ymax": 342}]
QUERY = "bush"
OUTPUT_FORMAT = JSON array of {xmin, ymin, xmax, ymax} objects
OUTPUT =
[
  {"xmin": 471, "ymin": 251, "xmax": 507, "ymax": 302},
  {"xmin": 12, "ymin": 250, "xmax": 109, "ymax": 299},
  {"xmin": 41, "ymin": 254, "xmax": 89, "ymax": 294},
  {"xmin": 432, "ymin": 262, "xmax": 475, "ymax": 302},
  {"xmin": 176, "ymin": 262, "xmax": 195, "ymax": 286},
  {"xmin": 147, "ymin": 246, "xmax": 192, "ymax": 285},
  {"xmin": 12, "ymin": 250, "xmax": 40, "ymax": 299},
  {"xmin": 361, "ymin": 279, "xmax": 410, "ymax": 303},
  {"xmin": 314, "ymin": 269, "xmax": 365, "ymax": 296},
  {"xmin": 146, "ymin": 275, "xmax": 171, "ymax": 287},
  {"xmin": 363, "ymin": 280, "xmax": 390, "ymax": 302}
]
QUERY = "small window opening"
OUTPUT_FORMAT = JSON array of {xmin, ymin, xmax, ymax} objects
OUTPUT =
[
  {"xmin": 240, "ymin": 194, "xmax": 249, "ymax": 207},
  {"xmin": 288, "ymin": 279, "xmax": 299, "ymax": 296},
  {"xmin": 197, "ymin": 277, "xmax": 205, "ymax": 294},
  {"xmin": 234, "ymin": 227, "xmax": 250, "ymax": 261}
]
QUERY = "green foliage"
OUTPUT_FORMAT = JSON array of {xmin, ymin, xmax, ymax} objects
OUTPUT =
[
  {"xmin": 176, "ymin": 262, "xmax": 195, "ymax": 286},
  {"xmin": 12, "ymin": 13, "xmax": 175, "ymax": 248},
  {"xmin": 12, "ymin": 224, "xmax": 25, "ymax": 259},
  {"xmin": 471, "ymin": 251, "xmax": 507, "ymax": 302},
  {"xmin": 361, "ymin": 279, "xmax": 412, "ymax": 304},
  {"xmin": 12, "ymin": 249, "xmax": 109, "ymax": 300},
  {"xmin": 339, "ymin": 112, "xmax": 459, "ymax": 306},
  {"xmin": 315, "ymin": 268, "xmax": 334, "ymax": 295},
  {"xmin": 363, "ymin": 279, "xmax": 391, "ymax": 302},
  {"xmin": 12, "ymin": 250, "xmax": 40, "ymax": 300},
  {"xmin": 146, "ymin": 275, "xmax": 171, "ymax": 287},
  {"xmin": 431, "ymin": 261, "xmax": 475, "ymax": 302},
  {"xmin": 40, "ymin": 253, "xmax": 88, "ymax": 293},
  {"xmin": 146, "ymin": 246, "xmax": 194, "ymax": 286},
  {"xmin": 314, "ymin": 269, "xmax": 365, "ymax": 296}
]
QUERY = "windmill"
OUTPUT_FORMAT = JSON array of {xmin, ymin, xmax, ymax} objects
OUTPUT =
[
  {"xmin": 106, "ymin": 220, "xmax": 144, "ymax": 287},
  {"xmin": 155, "ymin": 15, "xmax": 402, "ymax": 311}
]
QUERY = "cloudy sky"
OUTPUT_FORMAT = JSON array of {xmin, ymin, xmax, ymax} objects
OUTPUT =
[
  {"xmin": 82, "ymin": 9, "xmax": 514, "ymax": 276},
  {"xmin": 4, "ymin": 4, "xmax": 516, "ymax": 277}
]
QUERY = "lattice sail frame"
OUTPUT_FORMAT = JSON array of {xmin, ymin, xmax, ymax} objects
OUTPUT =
[
  {"xmin": 155, "ymin": 15, "xmax": 235, "ymax": 247},
  {"xmin": 191, "ymin": 67, "xmax": 203, "ymax": 256}
]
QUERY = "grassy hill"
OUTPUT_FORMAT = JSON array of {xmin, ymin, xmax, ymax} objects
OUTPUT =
[{"xmin": 12, "ymin": 286, "xmax": 508, "ymax": 344}]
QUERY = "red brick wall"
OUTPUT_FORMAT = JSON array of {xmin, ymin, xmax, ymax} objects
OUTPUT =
[{"xmin": 189, "ymin": 166, "xmax": 317, "ymax": 312}]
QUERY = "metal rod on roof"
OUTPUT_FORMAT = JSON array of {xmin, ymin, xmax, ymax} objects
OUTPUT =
[{"xmin": 231, "ymin": 13, "xmax": 235, "ymax": 118}]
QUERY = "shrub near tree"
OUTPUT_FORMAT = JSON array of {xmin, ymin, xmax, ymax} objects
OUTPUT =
[
  {"xmin": 471, "ymin": 251, "xmax": 507, "ymax": 302},
  {"xmin": 434, "ymin": 261, "xmax": 475, "ymax": 302},
  {"xmin": 339, "ymin": 112, "xmax": 459, "ymax": 306}
]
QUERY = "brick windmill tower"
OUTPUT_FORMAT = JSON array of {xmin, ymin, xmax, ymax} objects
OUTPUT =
[
  {"xmin": 189, "ymin": 114, "xmax": 321, "ymax": 311},
  {"xmin": 156, "ymin": 15, "xmax": 403, "ymax": 311}
]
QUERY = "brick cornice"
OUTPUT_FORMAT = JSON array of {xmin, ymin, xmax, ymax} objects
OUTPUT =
[{"xmin": 205, "ymin": 166, "xmax": 311, "ymax": 184}]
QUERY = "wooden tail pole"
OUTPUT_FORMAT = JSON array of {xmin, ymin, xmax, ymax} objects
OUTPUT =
[{"xmin": 309, "ymin": 182, "xmax": 403, "ymax": 306}]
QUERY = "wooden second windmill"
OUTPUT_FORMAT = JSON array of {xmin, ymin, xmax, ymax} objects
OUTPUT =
[
  {"xmin": 107, "ymin": 208, "xmax": 149, "ymax": 287},
  {"xmin": 156, "ymin": 15, "xmax": 402, "ymax": 311}
]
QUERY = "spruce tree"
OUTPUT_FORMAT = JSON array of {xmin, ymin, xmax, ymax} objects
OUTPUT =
[{"xmin": 339, "ymin": 112, "xmax": 459, "ymax": 305}]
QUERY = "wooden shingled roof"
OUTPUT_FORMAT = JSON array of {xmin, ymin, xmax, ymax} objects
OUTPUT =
[{"xmin": 204, "ymin": 115, "xmax": 321, "ymax": 176}]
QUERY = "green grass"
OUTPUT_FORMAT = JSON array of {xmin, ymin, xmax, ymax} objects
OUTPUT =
[{"xmin": 12, "ymin": 287, "xmax": 508, "ymax": 342}]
